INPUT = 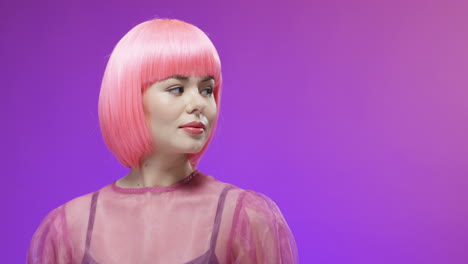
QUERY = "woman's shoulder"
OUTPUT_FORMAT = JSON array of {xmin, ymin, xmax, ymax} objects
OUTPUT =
[
  {"xmin": 63, "ymin": 183, "xmax": 114, "ymax": 229},
  {"xmin": 206, "ymin": 172, "xmax": 272, "ymax": 197},
  {"xmin": 202, "ymin": 172, "xmax": 282, "ymax": 214},
  {"xmin": 200, "ymin": 171, "xmax": 246, "ymax": 197},
  {"xmin": 36, "ymin": 186, "xmax": 103, "ymax": 226}
]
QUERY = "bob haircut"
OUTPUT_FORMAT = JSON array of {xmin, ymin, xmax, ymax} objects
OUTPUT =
[{"xmin": 98, "ymin": 18, "xmax": 222, "ymax": 168}]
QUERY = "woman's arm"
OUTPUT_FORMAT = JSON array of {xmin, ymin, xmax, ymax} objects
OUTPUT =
[
  {"xmin": 227, "ymin": 190, "xmax": 299, "ymax": 264},
  {"xmin": 27, "ymin": 205, "xmax": 73, "ymax": 264}
]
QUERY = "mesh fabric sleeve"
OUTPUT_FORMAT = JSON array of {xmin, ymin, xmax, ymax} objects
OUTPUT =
[
  {"xmin": 227, "ymin": 190, "xmax": 299, "ymax": 264},
  {"xmin": 27, "ymin": 205, "xmax": 73, "ymax": 264}
]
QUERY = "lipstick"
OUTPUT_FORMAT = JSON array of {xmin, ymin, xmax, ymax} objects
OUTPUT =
[
  {"xmin": 181, "ymin": 127, "xmax": 204, "ymax": 134},
  {"xmin": 179, "ymin": 121, "xmax": 206, "ymax": 135}
]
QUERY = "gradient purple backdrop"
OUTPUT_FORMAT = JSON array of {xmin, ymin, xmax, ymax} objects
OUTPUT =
[{"xmin": 3, "ymin": 0, "xmax": 467, "ymax": 263}]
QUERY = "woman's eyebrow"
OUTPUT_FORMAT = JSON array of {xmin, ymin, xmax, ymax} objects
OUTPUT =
[
  {"xmin": 166, "ymin": 75, "xmax": 188, "ymax": 81},
  {"xmin": 201, "ymin": 76, "xmax": 214, "ymax": 82}
]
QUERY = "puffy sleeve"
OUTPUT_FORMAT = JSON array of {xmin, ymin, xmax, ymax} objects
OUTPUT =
[
  {"xmin": 227, "ymin": 190, "xmax": 299, "ymax": 264},
  {"xmin": 27, "ymin": 205, "xmax": 72, "ymax": 264}
]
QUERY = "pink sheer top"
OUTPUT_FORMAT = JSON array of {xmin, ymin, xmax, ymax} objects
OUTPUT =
[{"xmin": 27, "ymin": 170, "xmax": 298, "ymax": 263}]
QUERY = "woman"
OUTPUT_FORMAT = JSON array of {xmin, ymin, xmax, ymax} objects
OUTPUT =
[{"xmin": 27, "ymin": 18, "xmax": 298, "ymax": 264}]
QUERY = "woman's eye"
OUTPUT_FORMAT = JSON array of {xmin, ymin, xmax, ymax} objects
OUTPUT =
[
  {"xmin": 202, "ymin": 87, "xmax": 214, "ymax": 96},
  {"xmin": 169, "ymin": 87, "xmax": 184, "ymax": 94}
]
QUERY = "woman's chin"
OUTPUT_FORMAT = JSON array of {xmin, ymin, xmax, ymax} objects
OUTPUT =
[
  {"xmin": 183, "ymin": 145, "xmax": 205, "ymax": 154},
  {"xmin": 165, "ymin": 142, "xmax": 205, "ymax": 155}
]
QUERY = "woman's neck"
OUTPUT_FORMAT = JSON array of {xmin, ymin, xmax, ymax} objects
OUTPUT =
[{"xmin": 117, "ymin": 152, "xmax": 194, "ymax": 188}]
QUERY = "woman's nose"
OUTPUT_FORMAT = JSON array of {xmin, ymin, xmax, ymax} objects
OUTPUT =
[{"xmin": 185, "ymin": 88, "xmax": 206, "ymax": 114}]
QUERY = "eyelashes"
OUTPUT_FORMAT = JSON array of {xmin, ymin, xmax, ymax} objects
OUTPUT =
[
  {"xmin": 168, "ymin": 86, "xmax": 214, "ymax": 96},
  {"xmin": 168, "ymin": 87, "xmax": 184, "ymax": 94},
  {"xmin": 202, "ymin": 88, "xmax": 214, "ymax": 96}
]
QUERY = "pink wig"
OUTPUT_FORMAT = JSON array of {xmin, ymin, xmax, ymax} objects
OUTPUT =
[{"xmin": 98, "ymin": 18, "xmax": 222, "ymax": 168}]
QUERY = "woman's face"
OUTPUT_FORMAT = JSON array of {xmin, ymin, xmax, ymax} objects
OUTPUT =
[{"xmin": 142, "ymin": 75, "xmax": 217, "ymax": 155}]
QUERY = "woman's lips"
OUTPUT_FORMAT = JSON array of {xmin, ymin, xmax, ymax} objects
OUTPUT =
[
  {"xmin": 180, "ymin": 121, "xmax": 206, "ymax": 129},
  {"xmin": 181, "ymin": 127, "xmax": 204, "ymax": 134}
]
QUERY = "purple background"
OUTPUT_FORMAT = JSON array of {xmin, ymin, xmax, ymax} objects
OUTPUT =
[{"xmin": 3, "ymin": 0, "xmax": 467, "ymax": 263}]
